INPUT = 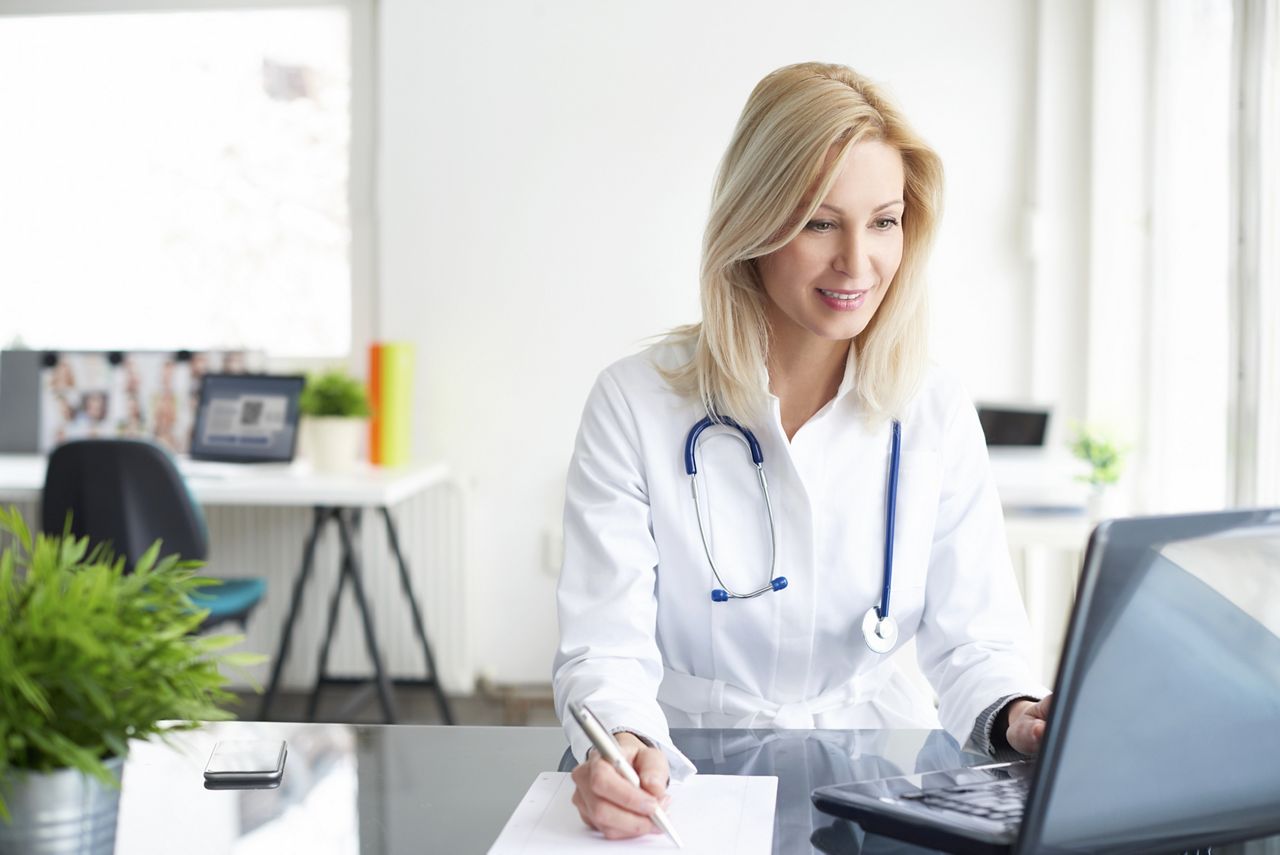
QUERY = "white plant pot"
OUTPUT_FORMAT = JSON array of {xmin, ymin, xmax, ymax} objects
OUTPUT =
[
  {"xmin": 0, "ymin": 755, "xmax": 124, "ymax": 855},
  {"xmin": 302, "ymin": 416, "xmax": 366, "ymax": 474}
]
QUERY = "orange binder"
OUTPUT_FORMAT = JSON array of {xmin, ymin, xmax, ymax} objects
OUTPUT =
[{"xmin": 368, "ymin": 343, "xmax": 383, "ymax": 464}]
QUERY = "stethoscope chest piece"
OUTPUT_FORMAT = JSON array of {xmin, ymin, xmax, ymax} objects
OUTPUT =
[{"xmin": 861, "ymin": 607, "xmax": 898, "ymax": 654}]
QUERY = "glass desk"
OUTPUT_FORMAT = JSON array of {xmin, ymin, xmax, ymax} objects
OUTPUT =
[{"xmin": 115, "ymin": 722, "xmax": 1279, "ymax": 854}]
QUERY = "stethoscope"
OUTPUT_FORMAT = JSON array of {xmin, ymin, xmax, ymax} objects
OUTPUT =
[{"xmin": 683, "ymin": 416, "xmax": 903, "ymax": 654}]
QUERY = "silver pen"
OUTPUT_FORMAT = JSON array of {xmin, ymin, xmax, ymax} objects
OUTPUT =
[{"xmin": 568, "ymin": 702, "xmax": 684, "ymax": 848}]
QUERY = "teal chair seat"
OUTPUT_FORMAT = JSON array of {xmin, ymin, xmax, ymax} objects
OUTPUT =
[{"xmin": 193, "ymin": 578, "xmax": 268, "ymax": 626}]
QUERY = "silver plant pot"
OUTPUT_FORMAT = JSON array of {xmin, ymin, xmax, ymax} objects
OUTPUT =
[{"xmin": 0, "ymin": 755, "xmax": 124, "ymax": 855}]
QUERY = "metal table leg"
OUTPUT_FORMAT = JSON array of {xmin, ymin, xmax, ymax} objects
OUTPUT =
[
  {"xmin": 260, "ymin": 502, "xmax": 454, "ymax": 726},
  {"xmin": 306, "ymin": 509, "xmax": 351, "ymax": 722},
  {"xmin": 382, "ymin": 506, "xmax": 456, "ymax": 725},
  {"xmin": 259, "ymin": 506, "xmax": 326, "ymax": 720},
  {"xmin": 333, "ymin": 508, "xmax": 398, "ymax": 723}
]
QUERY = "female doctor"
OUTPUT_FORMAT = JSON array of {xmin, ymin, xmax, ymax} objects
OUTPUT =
[{"xmin": 553, "ymin": 62, "xmax": 1053, "ymax": 841}]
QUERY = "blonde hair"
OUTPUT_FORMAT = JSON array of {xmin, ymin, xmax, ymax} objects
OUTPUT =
[{"xmin": 664, "ymin": 62, "xmax": 943, "ymax": 424}]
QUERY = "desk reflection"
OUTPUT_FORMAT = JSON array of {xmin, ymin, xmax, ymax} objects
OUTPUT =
[
  {"xmin": 670, "ymin": 729, "xmax": 966, "ymax": 855},
  {"xmin": 115, "ymin": 723, "xmax": 983, "ymax": 854}
]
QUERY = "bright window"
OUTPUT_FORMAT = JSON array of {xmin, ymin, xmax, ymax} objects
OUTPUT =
[{"xmin": 0, "ymin": 6, "xmax": 352, "ymax": 357}]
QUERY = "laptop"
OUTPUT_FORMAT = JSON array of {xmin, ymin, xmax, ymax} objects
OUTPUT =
[
  {"xmin": 812, "ymin": 508, "xmax": 1280, "ymax": 854},
  {"xmin": 189, "ymin": 373, "xmax": 305, "ymax": 464}
]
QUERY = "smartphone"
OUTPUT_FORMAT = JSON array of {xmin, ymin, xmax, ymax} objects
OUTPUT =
[{"xmin": 203, "ymin": 739, "xmax": 287, "ymax": 790}]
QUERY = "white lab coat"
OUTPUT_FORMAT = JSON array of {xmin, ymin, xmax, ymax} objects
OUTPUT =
[{"xmin": 553, "ymin": 339, "xmax": 1046, "ymax": 779}]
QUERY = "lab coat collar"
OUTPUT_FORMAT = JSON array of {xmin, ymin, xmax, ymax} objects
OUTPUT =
[
  {"xmin": 762, "ymin": 344, "xmax": 859, "ymax": 407},
  {"xmin": 833, "ymin": 344, "xmax": 859, "ymax": 403}
]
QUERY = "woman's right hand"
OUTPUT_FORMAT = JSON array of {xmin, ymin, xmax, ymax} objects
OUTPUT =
[{"xmin": 570, "ymin": 732, "xmax": 671, "ymax": 840}]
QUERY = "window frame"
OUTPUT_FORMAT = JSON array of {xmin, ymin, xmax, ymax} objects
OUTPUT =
[{"xmin": 1228, "ymin": 0, "xmax": 1279, "ymax": 507}]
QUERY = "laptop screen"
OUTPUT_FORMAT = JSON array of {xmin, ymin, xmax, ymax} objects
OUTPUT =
[
  {"xmin": 1025, "ymin": 510, "xmax": 1280, "ymax": 853},
  {"xmin": 189, "ymin": 373, "xmax": 304, "ymax": 463}
]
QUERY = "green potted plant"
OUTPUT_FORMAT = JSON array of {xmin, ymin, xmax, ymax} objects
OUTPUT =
[
  {"xmin": 299, "ymin": 369, "xmax": 371, "ymax": 473},
  {"xmin": 1068, "ymin": 423, "xmax": 1129, "ymax": 520},
  {"xmin": 0, "ymin": 507, "xmax": 258, "ymax": 853}
]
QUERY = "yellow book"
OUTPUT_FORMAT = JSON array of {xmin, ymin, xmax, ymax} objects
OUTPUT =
[{"xmin": 378, "ymin": 342, "xmax": 413, "ymax": 467}]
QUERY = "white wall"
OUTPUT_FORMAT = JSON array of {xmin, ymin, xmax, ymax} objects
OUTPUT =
[{"xmin": 377, "ymin": 0, "xmax": 1048, "ymax": 683}]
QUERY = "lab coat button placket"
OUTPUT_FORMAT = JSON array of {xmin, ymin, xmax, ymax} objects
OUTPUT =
[{"xmin": 769, "ymin": 434, "xmax": 817, "ymax": 703}]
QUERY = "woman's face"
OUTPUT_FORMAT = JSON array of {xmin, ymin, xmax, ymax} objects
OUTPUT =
[
  {"xmin": 757, "ymin": 139, "xmax": 906, "ymax": 348},
  {"xmin": 83, "ymin": 392, "xmax": 106, "ymax": 421}
]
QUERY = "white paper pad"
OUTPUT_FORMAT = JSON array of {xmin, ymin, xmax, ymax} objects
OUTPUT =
[{"xmin": 488, "ymin": 772, "xmax": 778, "ymax": 854}]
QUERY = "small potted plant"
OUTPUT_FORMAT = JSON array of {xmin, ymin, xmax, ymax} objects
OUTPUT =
[
  {"xmin": 1068, "ymin": 423, "xmax": 1129, "ymax": 521},
  {"xmin": 0, "ymin": 506, "xmax": 258, "ymax": 852},
  {"xmin": 299, "ymin": 369, "xmax": 372, "ymax": 473}
]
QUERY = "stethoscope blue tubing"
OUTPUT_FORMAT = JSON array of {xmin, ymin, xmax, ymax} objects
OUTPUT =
[
  {"xmin": 683, "ymin": 415, "xmax": 902, "ymax": 623},
  {"xmin": 684, "ymin": 415, "xmax": 763, "ymax": 472},
  {"xmin": 879, "ymin": 419, "xmax": 901, "ymax": 621}
]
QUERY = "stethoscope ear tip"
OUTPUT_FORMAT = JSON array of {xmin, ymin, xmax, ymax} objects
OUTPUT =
[
  {"xmin": 711, "ymin": 589, "xmax": 730, "ymax": 602},
  {"xmin": 770, "ymin": 577, "xmax": 788, "ymax": 592}
]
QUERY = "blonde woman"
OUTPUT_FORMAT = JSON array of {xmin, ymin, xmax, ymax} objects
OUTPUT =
[{"xmin": 553, "ymin": 62, "xmax": 1052, "ymax": 840}]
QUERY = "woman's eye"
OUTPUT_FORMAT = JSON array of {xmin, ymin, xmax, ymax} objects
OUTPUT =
[
  {"xmin": 873, "ymin": 217, "xmax": 901, "ymax": 230},
  {"xmin": 805, "ymin": 220, "xmax": 836, "ymax": 233}
]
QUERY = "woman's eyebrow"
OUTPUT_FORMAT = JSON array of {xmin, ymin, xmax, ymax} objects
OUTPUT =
[{"xmin": 817, "ymin": 199, "xmax": 906, "ymax": 215}]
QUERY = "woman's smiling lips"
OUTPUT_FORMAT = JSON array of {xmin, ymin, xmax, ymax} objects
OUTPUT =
[{"xmin": 816, "ymin": 287, "xmax": 870, "ymax": 311}]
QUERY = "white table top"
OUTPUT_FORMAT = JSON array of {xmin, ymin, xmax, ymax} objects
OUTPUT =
[{"xmin": 0, "ymin": 454, "xmax": 451, "ymax": 508}]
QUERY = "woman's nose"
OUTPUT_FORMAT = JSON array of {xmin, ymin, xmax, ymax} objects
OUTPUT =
[{"xmin": 833, "ymin": 232, "xmax": 872, "ymax": 279}]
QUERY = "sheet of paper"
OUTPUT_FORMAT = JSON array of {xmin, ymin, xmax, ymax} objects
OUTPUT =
[{"xmin": 488, "ymin": 772, "xmax": 778, "ymax": 854}]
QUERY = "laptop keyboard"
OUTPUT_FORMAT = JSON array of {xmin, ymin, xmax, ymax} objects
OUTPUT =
[{"xmin": 899, "ymin": 776, "xmax": 1028, "ymax": 824}]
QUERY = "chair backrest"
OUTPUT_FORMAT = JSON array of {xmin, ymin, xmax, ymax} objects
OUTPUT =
[{"xmin": 41, "ymin": 439, "xmax": 208, "ymax": 568}]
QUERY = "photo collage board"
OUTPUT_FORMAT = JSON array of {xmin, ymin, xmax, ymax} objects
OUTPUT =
[{"xmin": 39, "ymin": 350, "xmax": 265, "ymax": 454}]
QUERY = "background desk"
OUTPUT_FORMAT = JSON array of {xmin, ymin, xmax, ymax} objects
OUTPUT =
[
  {"xmin": 0, "ymin": 455, "xmax": 468, "ymax": 714},
  {"xmin": 0, "ymin": 454, "xmax": 448, "ymax": 509},
  {"xmin": 115, "ymin": 721, "xmax": 1280, "ymax": 854}
]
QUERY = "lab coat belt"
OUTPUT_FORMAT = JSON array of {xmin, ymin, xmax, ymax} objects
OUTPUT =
[{"xmin": 657, "ymin": 668, "xmax": 886, "ymax": 730}]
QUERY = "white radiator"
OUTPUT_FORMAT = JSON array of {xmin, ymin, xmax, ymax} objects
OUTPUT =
[{"xmin": 5, "ymin": 484, "xmax": 472, "ymax": 696}]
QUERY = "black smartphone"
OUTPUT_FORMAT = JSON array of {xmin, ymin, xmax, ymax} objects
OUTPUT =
[{"xmin": 203, "ymin": 739, "xmax": 287, "ymax": 790}]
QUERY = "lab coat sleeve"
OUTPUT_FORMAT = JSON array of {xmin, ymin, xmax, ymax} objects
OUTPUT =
[
  {"xmin": 914, "ymin": 395, "xmax": 1051, "ymax": 751},
  {"xmin": 552, "ymin": 370, "xmax": 697, "ymax": 780}
]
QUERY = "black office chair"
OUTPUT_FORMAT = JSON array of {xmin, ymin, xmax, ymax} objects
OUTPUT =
[{"xmin": 41, "ymin": 439, "xmax": 266, "ymax": 630}]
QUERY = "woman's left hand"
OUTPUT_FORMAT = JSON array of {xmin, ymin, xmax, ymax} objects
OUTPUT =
[{"xmin": 1005, "ymin": 694, "xmax": 1053, "ymax": 755}]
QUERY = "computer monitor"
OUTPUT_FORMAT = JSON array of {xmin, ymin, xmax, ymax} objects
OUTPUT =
[
  {"xmin": 978, "ymin": 404, "xmax": 1050, "ymax": 448},
  {"xmin": 189, "ymin": 373, "xmax": 304, "ymax": 463}
]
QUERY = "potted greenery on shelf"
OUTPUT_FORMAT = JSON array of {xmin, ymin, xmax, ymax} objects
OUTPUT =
[
  {"xmin": 1068, "ymin": 423, "xmax": 1129, "ymax": 520},
  {"xmin": 0, "ymin": 507, "xmax": 257, "ymax": 854},
  {"xmin": 299, "ymin": 369, "xmax": 372, "ymax": 473}
]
